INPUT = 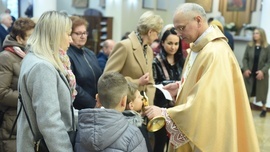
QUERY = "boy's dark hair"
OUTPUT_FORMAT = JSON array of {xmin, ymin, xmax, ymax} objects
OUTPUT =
[{"xmin": 98, "ymin": 72, "xmax": 128, "ymax": 108}]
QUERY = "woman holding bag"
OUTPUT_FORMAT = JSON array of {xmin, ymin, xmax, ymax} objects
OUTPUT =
[{"xmin": 17, "ymin": 11, "xmax": 75, "ymax": 152}]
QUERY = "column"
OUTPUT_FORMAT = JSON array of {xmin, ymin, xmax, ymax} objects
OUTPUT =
[
  {"xmin": 260, "ymin": 0, "xmax": 270, "ymax": 43},
  {"xmin": 254, "ymin": 0, "xmax": 270, "ymax": 108},
  {"xmin": 33, "ymin": 0, "xmax": 56, "ymax": 17}
]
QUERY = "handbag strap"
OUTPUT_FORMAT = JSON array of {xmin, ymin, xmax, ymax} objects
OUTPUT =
[
  {"xmin": 156, "ymin": 54, "xmax": 170, "ymax": 80},
  {"xmin": 71, "ymin": 104, "xmax": 75, "ymax": 131},
  {"xmin": 18, "ymin": 90, "xmax": 38, "ymax": 140},
  {"xmin": 9, "ymin": 92, "xmax": 37, "ymax": 140},
  {"xmin": 10, "ymin": 87, "xmax": 76, "ymax": 139},
  {"xmin": 9, "ymin": 104, "xmax": 22, "ymax": 139},
  {"xmin": 57, "ymin": 70, "xmax": 75, "ymax": 131}
]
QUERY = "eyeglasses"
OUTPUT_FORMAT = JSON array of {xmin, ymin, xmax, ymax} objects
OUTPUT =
[
  {"xmin": 175, "ymin": 18, "xmax": 196, "ymax": 32},
  {"xmin": 175, "ymin": 22, "xmax": 189, "ymax": 32},
  {"xmin": 72, "ymin": 32, "xmax": 88, "ymax": 37}
]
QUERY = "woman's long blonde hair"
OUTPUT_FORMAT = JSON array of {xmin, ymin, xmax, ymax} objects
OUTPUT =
[
  {"xmin": 26, "ymin": 11, "xmax": 72, "ymax": 73},
  {"xmin": 249, "ymin": 27, "xmax": 269, "ymax": 48}
]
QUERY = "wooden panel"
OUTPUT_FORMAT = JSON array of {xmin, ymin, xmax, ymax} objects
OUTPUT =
[
  {"xmin": 72, "ymin": 0, "xmax": 88, "ymax": 8},
  {"xmin": 80, "ymin": 16, "xmax": 113, "ymax": 54},
  {"xmin": 81, "ymin": 16, "xmax": 101, "ymax": 53},
  {"xmin": 99, "ymin": 17, "xmax": 113, "ymax": 52},
  {"xmin": 219, "ymin": 0, "xmax": 253, "ymax": 35}
]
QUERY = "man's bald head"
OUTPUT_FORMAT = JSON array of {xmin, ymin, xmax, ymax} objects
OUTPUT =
[
  {"xmin": 0, "ymin": 13, "xmax": 13, "ymax": 28},
  {"xmin": 103, "ymin": 39, "xmax": 115, "ymax": 56}
]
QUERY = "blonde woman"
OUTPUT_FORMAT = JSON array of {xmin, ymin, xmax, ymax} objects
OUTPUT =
[
  {"xmin": 104, "ymin": 11, "xmax": 163, "ymax": 105},
  {"xmin": 243, "ymin": 27, "xmax": 270, "ymax": 117},
  {"xmin": 17, "ymin": 11, "xmax": 74, "ymax": 152}
]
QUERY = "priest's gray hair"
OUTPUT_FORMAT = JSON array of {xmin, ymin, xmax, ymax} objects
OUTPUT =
[{"xmin": 174, "ymin": 3, "xmax": 207, "ymax": 20}]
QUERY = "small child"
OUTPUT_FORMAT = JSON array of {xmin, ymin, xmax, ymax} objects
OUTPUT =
[
  {"xmin": 75, "ymin": 72, "xmax": 147, "ymax": 152},
  {"xmin": 122, "ymin": 82, "xmax": 153, "ymax": 152}
]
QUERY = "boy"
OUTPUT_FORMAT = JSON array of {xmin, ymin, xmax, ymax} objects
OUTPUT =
[
  {"xmin": 123, "ymin": 82, "xmax": 152, "ymax": 152},
  {"xmin": 75, "ymin": 72, "xmax": 147, "ymax": 152},
  {"xmin": 123, "ymin": 82, "xmax": 144, "ymax": 127}
]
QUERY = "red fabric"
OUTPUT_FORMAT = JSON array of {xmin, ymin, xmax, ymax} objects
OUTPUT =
[
  {"xmin": 4, "ymin": 46, "xmax": 15, "ymax": 53},
  {"xmin": 181, "ymin": 41, "xmax": 189, "ymax": 58}
]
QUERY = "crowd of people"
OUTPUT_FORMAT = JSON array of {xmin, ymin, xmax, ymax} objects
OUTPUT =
[{"xmin": 0, "ymin": 2, "xmax": 269, "ymax": 152}]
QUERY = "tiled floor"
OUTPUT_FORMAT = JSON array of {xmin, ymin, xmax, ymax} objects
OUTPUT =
[{"xmin": 252, "ymin": 110, "xmax": 270, "ymax": 152}]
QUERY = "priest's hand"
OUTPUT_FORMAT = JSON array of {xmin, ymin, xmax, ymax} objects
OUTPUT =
[
  {"xmin": 144, "ymin": 105, "xmax": 162, "ymax": 120},
  {"xmin": 163, "ymin": 82, "xmax": 179, "ymax": 100}
]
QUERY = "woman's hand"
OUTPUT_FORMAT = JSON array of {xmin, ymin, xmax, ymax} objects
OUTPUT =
[
  {"xmin": 243, "ymin": 70, "xmax": 251, "ymax": 78},
  {"xmin": 256, "ymin": 70, "xmax": 264, "ymax": 80},
  {"xmin": 139, "ymin": 72, "xmax": 150, "ymax": 86}
]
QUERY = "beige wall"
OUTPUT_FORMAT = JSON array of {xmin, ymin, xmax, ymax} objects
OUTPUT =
[
  {"xmin": 0, "ymin": 0, "xmax": 262, "ymax": 42},
  {"xmin": 0, "ymin": 0, "xmax": 6, "ymax": 14},
  {"xmin": 56, "ymin": 0, "xmax": 262, "ymax": 42}
]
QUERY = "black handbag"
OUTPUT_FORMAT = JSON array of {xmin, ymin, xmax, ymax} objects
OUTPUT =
[
  {"xmin": 10, "ymin": 90, "xmax": 76, "ymax": 152},
  {"xmin": 34, "ymin": 138, "xmax": 49, "ymax": 152},
  {"xmin": 34, "ymin": 130, "xmax": 76, "ymax": 152}
]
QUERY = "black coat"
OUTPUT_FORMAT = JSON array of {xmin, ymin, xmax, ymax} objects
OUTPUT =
[
  {"xmin": 224, "ymin": 30, "xmax": 234, "ymax": 51},
  {"xmin": 152, "ymin": 50, "xmax": 184, "ymax": 108},
  {"xmin": 67, "ymin": 45, "xmax": 102, "ymax": 110},
  {"xmin": 0, "ymin": 25, "xmax": 9, "ymax": 47}
]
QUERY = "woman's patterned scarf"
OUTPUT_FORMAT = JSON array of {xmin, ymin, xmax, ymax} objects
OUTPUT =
[
  {"xmin": 135, "ymin": 32, "xmax": 148, "ymax": 64},
  {"xmin": 59, "ymin": 49, "xmax": 77, "ymax": 100}
]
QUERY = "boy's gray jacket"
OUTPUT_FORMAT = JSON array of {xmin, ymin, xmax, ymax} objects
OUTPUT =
[{"xmin": 75, "ymin": 108, "xmax": 147, "ymax": 152}]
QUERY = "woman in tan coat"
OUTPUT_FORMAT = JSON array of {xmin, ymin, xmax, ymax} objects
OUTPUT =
[
  {"xmin": 242, "ymin": 27, "xmax": 270, "ymax": 117},
  {"xmin": 103, "ymin": 11, "xmax": 163, "ymax": 105},
  {"xmin": 0, "ymin": 18, "xmax": 35, "ymax": 152}
]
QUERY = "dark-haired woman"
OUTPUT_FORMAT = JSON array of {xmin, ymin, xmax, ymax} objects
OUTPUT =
[{"xmin": 152, "ymin": 25, "xmax": 185, "ymax": 152}]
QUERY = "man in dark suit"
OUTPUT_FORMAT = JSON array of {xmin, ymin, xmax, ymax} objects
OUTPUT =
[
  {"xmin": 0, "ymin": 13, "xmax": 13, "ymax": 50},
  {"xmin": 5, "ymin": 9, "xmax": 16, "ymax": 29},
  {"xmin": 97, "ymin": 39, "xmax": 115, "ymax": 71}
]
